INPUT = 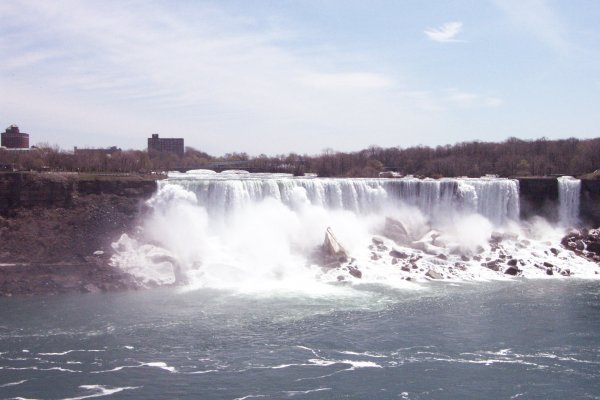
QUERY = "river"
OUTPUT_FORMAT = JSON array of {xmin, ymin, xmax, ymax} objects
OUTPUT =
[{"xmin": 1, "ymin": 280, "xmax": 600, "ymax": 399}]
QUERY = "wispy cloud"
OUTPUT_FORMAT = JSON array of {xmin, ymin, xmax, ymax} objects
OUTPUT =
[
  {"xmin": 0, "ymin": 0, "xmax": 438, "ymax": 153},
  {"xmin": 424, "ymin": 21, "xmax": 464, "ymax": 43},
  {"xmin": 493, "ymin": 0, "xmax": 570, "ymax": 54},
  {"xmin": 444, "ymin": 89, "xmax": 504, "ymax": 108},
  {"xmin": 0, "ymin": 1, "xmax": 502, "ymax": 154},
  {"xmin": 302, "ymin": 72, "xmax": 392, "ymax": 90}
]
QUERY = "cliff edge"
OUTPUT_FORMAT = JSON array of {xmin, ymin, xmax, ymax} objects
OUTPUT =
[{"xmin": 0, "ymin": 172, "xmax": 160, "ymax": 296}]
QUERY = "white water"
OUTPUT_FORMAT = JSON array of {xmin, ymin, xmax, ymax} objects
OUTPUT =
[
  {"xmin": 558, "ymin": 176, "xmax": 581, "ymax": 228},
  {"xmin": 111, "ymin": 171, "xmax": 599, "ymax": 291}
]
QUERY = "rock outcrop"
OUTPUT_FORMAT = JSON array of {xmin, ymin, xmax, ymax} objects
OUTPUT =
[
  {"xmin": 0, "ymin": 172, "xmax": 160, "ymax": 296},
  {"xmin": 382, "ymin": 217, "xmax": 411, "ymax": 245},
  {"xmin": 323, "ymin": 227, "xmax": 348, "ymax": 262},
  {"xmin": 561, "ymin": 228, "xmax": 600, "ymax": 263}
]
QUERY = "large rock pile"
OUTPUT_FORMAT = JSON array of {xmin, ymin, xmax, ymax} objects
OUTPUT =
[{"xmin": 562, "ymin": 228, "xmax": 600, "ymax": 263}]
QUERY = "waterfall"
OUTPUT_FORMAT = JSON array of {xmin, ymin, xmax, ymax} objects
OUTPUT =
[
  {"xmin": 164, "ymin": 172, "xmax": 520, "ymax": 225},
  {"xmin": 558, "ymin": 176, "xmax": 581, "ymax": 227},
  {"xmin": 110, "ymin": 171, "xmax": 600, "ymax": 288}
]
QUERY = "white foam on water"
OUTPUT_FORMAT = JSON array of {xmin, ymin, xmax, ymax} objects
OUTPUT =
[
  {"xmin": 283, "ymin": 388, "xmax": 332, "ymax": 396},
  {"xmin": 60, "ymin": 385, "xmax": 139, "ymax": 400},
  {"xmin": 140, "ymin": 361, "xmax": 177, "ymax": 373},
  {"xmin": 39, "ymin": 350, "xmax": 105, "ymax": 356},
  {"xmin": 110, "ymin": 173, "xmax": 599, "ymax": 294},
  {"xmin": 0, "ymin": 380, "xmax": 27, "ymax": 388}
]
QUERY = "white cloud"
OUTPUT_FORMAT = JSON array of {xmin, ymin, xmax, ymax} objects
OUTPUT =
[
  {"xmin": 0, "ymin": 0, "xmax": 438, "ymax": 153},
  {"xmin": 424, "ymin": 21, "xmax": 464, "ymax": 43},
  {"xmin": 0, "ymin": 1, "xmax": 499, "ymax": 154}
]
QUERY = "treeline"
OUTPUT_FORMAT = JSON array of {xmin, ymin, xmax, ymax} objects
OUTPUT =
[
  {"xmin": 1, "ymin": 137, "xmax": 599, "ymax": 178},
  {"xmin": 304, "ymin": 137, "xmax": 600, "ymax": 178}
]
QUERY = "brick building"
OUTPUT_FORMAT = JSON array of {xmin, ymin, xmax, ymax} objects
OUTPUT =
[
  {"xmin": 1, "ymin": 125, "xmax": 29, "ymax": 149},
  {"xmin": 147, "ymin": 134, "xmax": 184, "ymax": 156}
]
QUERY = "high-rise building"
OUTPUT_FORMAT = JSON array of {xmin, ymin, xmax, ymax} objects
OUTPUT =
[
  {"xmin": 2, "ymin": 125, "xmax": 29, "ymax": 148},
  {"xmin": 147, "ymin": 134, "xmax": 184, "ymax": 156}
]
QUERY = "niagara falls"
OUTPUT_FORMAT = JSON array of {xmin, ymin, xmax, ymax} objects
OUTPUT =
[{"xmin": 3, "ymin": 0, "xmax": 600, "ymax": 399}]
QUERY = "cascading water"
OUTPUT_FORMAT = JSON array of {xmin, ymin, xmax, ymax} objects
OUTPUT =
[
  {"xmin": 110, "ymin": 171, "xmax": 599, "ymax": 290},
  {"xmin": 557, "ymin": 176, "xmax": 581, "ymax": 228},
  {"xmin": 167, "ymin": 171, "xmax": 520, "ymax": 225}
]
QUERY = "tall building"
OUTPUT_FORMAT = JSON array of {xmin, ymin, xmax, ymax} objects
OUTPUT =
[
  {"xmin": 147, "ymin": 134, "xmax": 184, "ymax": 156},
  {"xmin": 2, "ymin": 125, "xmax": 29, "ymax": 149}
]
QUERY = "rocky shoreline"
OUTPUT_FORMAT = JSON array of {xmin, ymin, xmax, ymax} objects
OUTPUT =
[{"xmin": 0, "ymin": 172, "xmax": 158, "ymax": 297}]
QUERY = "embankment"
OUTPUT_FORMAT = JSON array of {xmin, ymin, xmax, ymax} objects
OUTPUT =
[{"xmin": 0, "ymin": 172, "xmax": 160, "ymax": 296}]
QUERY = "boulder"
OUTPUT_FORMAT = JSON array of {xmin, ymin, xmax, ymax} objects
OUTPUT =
[
  {"xmin": 389, "ymin": 249, "xmax": 408, "ymax": 259},
  {"xmin": 382, "ymin": 217, "xmax": 411, "ymax": 245},
  {"xmin": 323, "ymin": 227, "xmax": 348, "ymax": 262},
  {"xmin": 587, "ymin": 242, "xmax": 600, "ymax": 254},
  {"xmin": 504, "ymin": 266, "xmax": 520, "ymax": 276},
  {"xmin": 425, "ymin": 270, "xmax": 443, "ymax": 279},
  {"xmin": 411, "ymin": 231, "xmax": 448, "ymax": 256},
  {"xmin": 348, "ymin": 266, "xmax": 362, "ymax": 279},
  {"xmin": 371, "ymin": 236, "xmax": 384, "ymax": 246},
  {"xmin": 491, "ymin": 231, "xmax": 518, "ymax": 243},
  {"xmin": 546, "ymin": 268, "xmax": 553, "ymax": 275},
  {"xmin": 506, "ymin": 259, "xmax": 518, "ymax": 267},
  {"xmin": 486, "ymin": 260, "xmax": 500, "ymax": 271},
  {"xmin": 550, "ymin": 248, "xmax": 559, "ymax": 256},
  {"xmin": 401, "ymin": 265, "xmax": 411, "ymax": 272},
  {"xmin": 543, "ymin": 261, "xmax": 554, "ymax": 269}
]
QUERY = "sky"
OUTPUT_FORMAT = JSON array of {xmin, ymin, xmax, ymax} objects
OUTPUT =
[{"xmin": 1, "ymin": 0, "xmax": 599, "ymax": 155}]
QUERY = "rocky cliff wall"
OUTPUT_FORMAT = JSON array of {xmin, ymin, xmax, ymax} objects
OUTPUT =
[
  {"xmin": 518, "ymin": 178, "xmax": 559, "ymax": 222},
  {"xmin": 0, "ymin": 173, "xmax": 160, "ymax": 296},
  {"xmin": 517, "ymin": 177, "xmax": 600, "ymax": 226},
  {"xmin": 581, "ymin": 180, "xmax": 600, "ymax": 227},
  {"xmin": 0, "ymin": 172, "xmax": 158, "ymax": 215}
]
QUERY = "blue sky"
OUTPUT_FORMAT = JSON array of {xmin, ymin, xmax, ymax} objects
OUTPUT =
[{"xmin": 1, "ymin": 0, "xmax": 599, "ymax": 155}]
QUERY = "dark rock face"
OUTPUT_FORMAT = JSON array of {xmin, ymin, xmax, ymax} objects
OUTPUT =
[
  {"xmin": 0, "ymin": 173, "xmax": 160, "ymax": 297},
  {"xmin": 348, "ymin": 266, "xmax": 362, "ymax": 279},
  {"xmin": 504, "ymin": 266, "xmax": 520, "ymax": 276},
  {"xmin": 517, "ymin": 178, "xmax": 600, "ymax": 226},
  {"xmin": 0, "ymin": 172, "xmax": 157, "ymax": 216},
  {"xmin": 518, "ymin": 178, "xmax": 559, "ymax": 222},
  {"xmin": 581, "ymin": 180, "xmax": 600, "ymax": 227},
  {"xmin": 561, "ymin": 227, "xmax": 600, "ymax": 263}
]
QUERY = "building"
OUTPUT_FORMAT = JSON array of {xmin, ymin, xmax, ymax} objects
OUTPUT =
[
  {"xmin": 74, "ymin": 146, "xmax": 121, "ymax": 156},
  {"xmin": 1, "ymin": 125, "xmax": 29, "ymax": 149},
  {"xmin": 147, "ymin": 134, "xmax": 184, "ymax": 156}
]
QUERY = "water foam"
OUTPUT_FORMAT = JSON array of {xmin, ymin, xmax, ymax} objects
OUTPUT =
[{"xmin": 110, "ymin": 172, "xmax": 598, "ymax": 292}]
